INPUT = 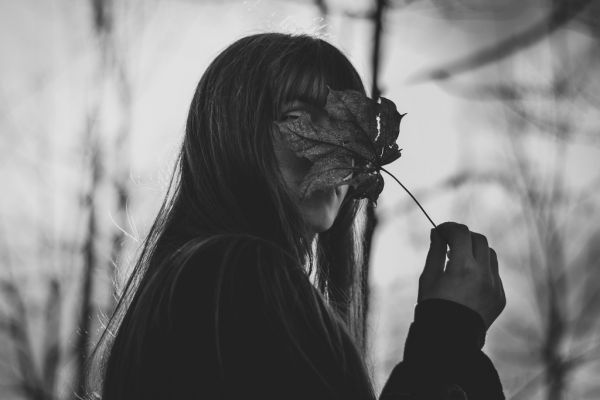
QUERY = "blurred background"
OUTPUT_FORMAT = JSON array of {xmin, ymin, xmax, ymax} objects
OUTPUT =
[{"xmin": 1, "ymin": 0, "xmax": 599, "ymax": 399}]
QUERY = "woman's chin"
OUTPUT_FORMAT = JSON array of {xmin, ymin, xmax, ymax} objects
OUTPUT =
[
  {"xmin": 300, "ymin": 188, "xmax": 341, "ymax": 233},
  {"xmin": 308, "ymin": 215, "xmax": 335, "ymax": 234}
]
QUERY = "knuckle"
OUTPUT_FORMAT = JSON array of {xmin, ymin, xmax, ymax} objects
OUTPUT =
[
  {"xmin": 453, "ymin": 267, "xmax": 469, "ymax": 279},
  {"xmin": 440, "ymin": 221, "xmax": 469, "ymax": 234},
  {"xmin": 490, "ymin": 248, "xmax": 499, "ymax": 266},
  {"xmin": 471, "ymin": 232, "xmax": 488, "ymax": 247},
  {"xmin": 459, "ymin": 264, "xmax": 478, "ymax": 280},
  {"xmin": 465, "ymin": 256, "xmax": 480, "ymax": 270},
  {"xmin": 456, "ymin": 223, "xmax": 470, "ymax": 233}
]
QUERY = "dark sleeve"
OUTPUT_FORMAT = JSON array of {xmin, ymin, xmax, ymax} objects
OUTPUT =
[
  {"xmin": 170, "ymin": 236, "xmax": 376, "ymax": 400},
  {"xmin": 378, "ymin": 299, "xmax": 505, "ymax": 400}
]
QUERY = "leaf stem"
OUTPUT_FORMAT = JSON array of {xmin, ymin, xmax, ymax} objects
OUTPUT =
[{"xmin": 379, "ymin": 166, "xmax": 437, "ymax": 229}]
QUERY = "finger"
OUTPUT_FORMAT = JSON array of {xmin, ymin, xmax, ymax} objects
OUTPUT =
[
  {"xmin": 492, "ymin": 249, "xmax": 507, "ymax": 310},
  {"xmin": 436, "ymin": 222, "xmax": 473, "ymax": 269},
  {"xmin": 470, "ymin": 232, "xmax": 490, "ymax": 268},
  {"xmin": 499, "ymin": 278, "xmax": 506, "ymax": 310},
  {"xmin": 490, "ymin": 247, "xmax": 499, "ymax": 284},
  {"xmin": 422, "ymin": 228, "xmax": 447, "ymax": 282}
]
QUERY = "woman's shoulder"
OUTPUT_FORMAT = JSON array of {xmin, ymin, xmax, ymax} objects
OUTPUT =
[
  {"xmin": 174, "ymin": 233, "xmax": 291, "ymax": 264},
  {"xmin": 159, "ymin": 234, "xmax": 362, "ymax": 400},
  {"xmin": 162, "ymin": 234, "xmax": 267, "ymax": 333},
  {"xmin": 164, "ymin": 233, "xmax": 303, "ymax": 313},
  {"xmin": 168, "ymin": 233, "xmax": 296, "ymax": 281},
  {"xmin": 164, "ymin": 232, "xmax": 311, "ymax": 349}
]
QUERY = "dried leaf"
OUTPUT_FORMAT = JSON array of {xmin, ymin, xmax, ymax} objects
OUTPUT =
[{"xmin": 274, "ymin": 87, "xmax": 404, "ymax": 203}]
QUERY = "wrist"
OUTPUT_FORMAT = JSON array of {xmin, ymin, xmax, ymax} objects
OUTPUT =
[{"xmin": 404, "ymin": 298, "xmax": 487, "ymax": 364}]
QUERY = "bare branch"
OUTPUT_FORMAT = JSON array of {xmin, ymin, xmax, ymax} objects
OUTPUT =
[
  {"xmin": 409, "ymin": 0, "xmax": 595, "ymax": 83},
  {"xmin": 41, "ymin": 278, "xmax": 62, "ymax": 395}
]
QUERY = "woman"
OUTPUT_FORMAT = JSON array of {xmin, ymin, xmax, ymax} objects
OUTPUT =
[{"xmin": 90, "ymin": 33, "xmax": 506, "ymax": 400}]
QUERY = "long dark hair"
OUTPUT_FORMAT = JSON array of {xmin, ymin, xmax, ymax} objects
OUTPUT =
[{"xmin": 89, "ymin": 33, "xmax": 376, "ymax": 399}]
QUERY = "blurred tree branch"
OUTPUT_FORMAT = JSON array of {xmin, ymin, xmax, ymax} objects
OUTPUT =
[
  {"xmin": 72, "ymin": 1, "xmax": 111, "ymax": 398},
  {"xmin": 408, "ymin": 0, "xmax": 595, "ymax": 83}
]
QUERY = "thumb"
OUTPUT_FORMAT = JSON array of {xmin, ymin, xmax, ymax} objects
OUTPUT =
[{"xmin": 422, "ymin": 228, "xmax": 447, "ymax": 282}]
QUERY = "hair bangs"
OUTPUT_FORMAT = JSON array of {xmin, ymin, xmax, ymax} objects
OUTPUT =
[{"xmin": 271, "ymin": 37, "xmax": 366, "ymax": 119}]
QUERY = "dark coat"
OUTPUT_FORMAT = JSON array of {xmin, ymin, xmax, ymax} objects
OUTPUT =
[{"xmin": 118, "ymin": 235, "xmax": 504, "ymax": 400}]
